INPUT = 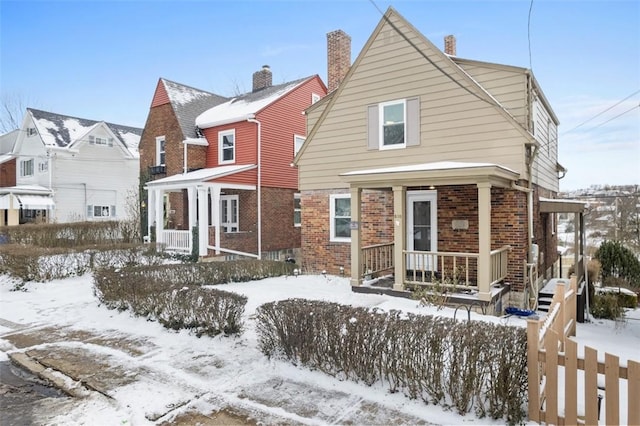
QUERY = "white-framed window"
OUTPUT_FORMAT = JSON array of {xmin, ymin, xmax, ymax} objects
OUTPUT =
[
  {"xmin": 294, "ymin": 134, "xmax": 305, "ymax": 156},
  {"xmin": 155, "ymin": 136, "xmax": 165, "ymax": 166},
  {"xmin": 38, "ymin": 161, "xmax": 48, "ymax": 172},
  {"xmin": 311, "ymin": 93, "xmax": 321, "ymax": 104},
  {"xmin": 379, "ymin": 99, "xmax": 406, "ymax": 149},
  {"xmin": 294, "ymin": 193, "xmax": 301, "ymax": 227},
  {"xmin": 89, "ymin": 135, "xmax": 114, "ymax": 146},
  {"xmin": 330, "ymin": 194, "xmax": 351, "ymax": 242},
  {"xmin": 220, "ymin": 194, "xmax": 239, "ymax": 232},
  {"xmin": 367, "ymin": 97, "xmax": 419, "ymax": 151},
  {"xmin": 219, "ymin": 129, "xmax": 235, "ymax": 164},
  {"xmin": 27, "ymin": 127, "xmax": 37, "ymax": 137},
  {"xmin": 20, "ymin": 159, "xmax": 34, "ymax": 177},
  {"xmin": 87, "ymin": 204, "xmax": 116, "ymax": 218}
]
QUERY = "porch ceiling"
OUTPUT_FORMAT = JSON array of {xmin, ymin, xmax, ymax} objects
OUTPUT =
[
  {"xmin": 539, "ymin": 197, "xmax": 586, "ymax": 213},
  {"xmin": 340, "ymin": 161, "xmax": 520, "ymax": 189}
]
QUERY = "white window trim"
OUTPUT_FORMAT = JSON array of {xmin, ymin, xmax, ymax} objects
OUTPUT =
[
  {"xmin": 294, "ymin": 193, "xmax": 301, "ymax": 227},
  {"xmin": 87, "ymin": 204, "xmax": 116, "ymax": 219},
  {"xmin": 330, "ymin": 194, "xmax": 351, "ymax": 243},
  {"xmin": 220, "ymin": 194, "xmax": 239, "ymax": 233},
  {"xmin": 155, "ymin": 136, "xmax": 165, "ymax": 166},
  {"xmin": 218, "ymin": 129, "xmax": 236, "ymax": 165},
  {"xmin": 379, "ymin": 99, "xmax": 406, "ymax": 150},
  {"xmin": 20, "ymin": 159, "xmax": 34, "ymax": 177},
  {"xmin": 294, "ymin": 134, "xmax": 305, "ymax": 156}
]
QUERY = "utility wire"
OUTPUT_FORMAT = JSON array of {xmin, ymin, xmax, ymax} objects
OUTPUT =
[
  {"xmin": 585, "ymin": 103, "xmax": 639, "ymax": 131},
  {"xmin": 365, "ymin": 0, "xmax": 498, "ymax": 108},
  {"xmin": 560, "ymin": 88, "xmax": 640, "ymax": 135}
]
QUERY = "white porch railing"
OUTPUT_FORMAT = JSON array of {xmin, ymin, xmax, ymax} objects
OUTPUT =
[
  {"xmin": 361, "ymin": 242, "xmax": 394, "ymax": 277},
  {"xmin": 490, "ymin": 245, "xmax": 511, "ymax": 285},
  {"xmin": 161, "ymin": 230, "xmax": 191, "ymax": 253},
  {"xmin": 405, "ymin": 250, "xmax": 479, "ymax": 288}
]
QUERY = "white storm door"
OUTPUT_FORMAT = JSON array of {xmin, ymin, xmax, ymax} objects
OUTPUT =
[{"xmin": 406, "ymin": 191, "xmax": 437, "ymax": 270}]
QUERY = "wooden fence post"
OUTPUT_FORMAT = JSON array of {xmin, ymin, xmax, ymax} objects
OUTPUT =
[
  {"xmin": 605, "ymin": 353, "xmax": 620, "ymax": 425},
  {"xmin": 565, "ymin": 338, "xmax": 578, "ymax": 425},
  {"xmin": 545, "ymin": 329, "xmax": 559, "ymax": 424},
  {"xmin": 629, "ymin": 360, "xmax": 640, "ymax": 425},
  {"xmin": 527, "ymin": 318, "xmax": 541, "ymax": 422},
  {"xmin": 584, "ymin": 346, "xmax": 598, "ymax": 425}
]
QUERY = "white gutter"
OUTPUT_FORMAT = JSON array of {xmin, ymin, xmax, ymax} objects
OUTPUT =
[{"xmin": 247, "ymin": 118, "xmax": 262, "ymax": 258}]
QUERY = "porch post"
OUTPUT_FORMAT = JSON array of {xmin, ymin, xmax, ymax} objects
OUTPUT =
[
  {"xmin": 147, "ymin": 189, "xmax": 155, "ymax": 240},
  {"xmin": 393, "ymin": 186, "xmax": 405, "ymax": 291},
  {"xmin": 574, "ymin": 212, "xmax": 580, "ymax": 270},
  {"xmin": 350, "ymin": 187, "xmax": 362, "ymax": 286},
  {"xmin": 211, "ymin": 186, "xmax": 221, "ymax": 255},
  {"xmin": 197, "ymin": 186, "xmax": 208, "ymax": 257},
  {"xmin": 187, "ymin": 186, "xmax": 197, "ymax": 231},
  {"xmin": 154, "ymin": 188, "xmax": 164, "ymax": 245},
  {"xmin": 477, "ymin": 182, "xmax": 492, "ymax": 301}
]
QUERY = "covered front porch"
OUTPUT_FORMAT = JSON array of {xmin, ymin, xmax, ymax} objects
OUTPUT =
[
  {"xmin": 145, "ymin": 165, "xmax": 257, "ymax": 258},
  {"xmin": 341, "ymin": 162, "xmax": 525, "ymax": 308},
  {"xmin": 0, "ymin": 185, "xmax": 55, "ymax": 226}
]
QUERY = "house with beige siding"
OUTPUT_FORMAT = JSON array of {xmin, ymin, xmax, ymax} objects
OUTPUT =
[{"xmin": 295, "ymin": 8, "xmax": 585, "ymax": 314}]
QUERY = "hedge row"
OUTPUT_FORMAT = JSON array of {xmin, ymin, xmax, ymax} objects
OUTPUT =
[
  {"xmin": 0, "ymin": 244, "xmax": 165, "ymax": 283},
  {"xmin": 94, "ymin": 274, "xmax": 247, "ymax": 337},
  {"xmin": 0, "ymin": 221, "xmax": 137, "ymax": 248},
  {"xmin": 256, "ymin": 299, "xmax": 527, "ymax": 425},
  {"xmin": 93, "ymin": 260, "xmax": 296, "ymax": 290}
]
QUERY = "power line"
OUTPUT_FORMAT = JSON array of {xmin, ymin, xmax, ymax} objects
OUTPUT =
[
  {"xmin": 561, "ymin": 88, "xmax": 640, "ymax": 135},
  {"xmin": 586, "ymin": 103, "xmax": 640, "ymax": 131}
]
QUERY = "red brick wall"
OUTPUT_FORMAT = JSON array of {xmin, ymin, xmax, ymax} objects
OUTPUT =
[
  {"xmin": 261, "ymin": 187, "xmax": 301, "ymax": 251},
  {"xmin": 0, "ymin": 159, "xmax": 16, "ymax": 186},
  {"xmin": 533, "ymin": 185, "xmax": 558, "ymax": 279}
]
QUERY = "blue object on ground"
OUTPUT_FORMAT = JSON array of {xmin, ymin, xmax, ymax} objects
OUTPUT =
[{"xmin": 505, "ymin": 306, "xmax": 537, "ymax": 317}]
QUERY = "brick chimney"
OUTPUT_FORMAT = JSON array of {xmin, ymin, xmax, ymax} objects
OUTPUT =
[
  {"xmin": 444, "ymin": 35, "xmax": 456, "ymax": 56},
  {"xmin": 252, "ymin": 65, "xmax": 272, "ymax": 92},
  {"xmin": 327, "ymin": 30, "xmax": 351, "ymax": 93}
]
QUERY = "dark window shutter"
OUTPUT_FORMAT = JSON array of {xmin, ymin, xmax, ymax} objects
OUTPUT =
[
  {"xmin": 406, "ymin": 97, "xmax": 420, "ymax": 146},
  {"xmin": 367, "ymin": 105, "xmax": 379, "ymax": 150}
]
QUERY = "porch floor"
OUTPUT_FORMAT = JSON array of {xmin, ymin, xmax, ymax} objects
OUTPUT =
[{"xmin": 354, "ymin": 275, "xmax": 510, "ymax": 316}]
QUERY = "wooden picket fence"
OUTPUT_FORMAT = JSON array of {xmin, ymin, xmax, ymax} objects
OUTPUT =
[{"xmin": 527, "ymin": 276, "xmax": 640, "ymax": 424}]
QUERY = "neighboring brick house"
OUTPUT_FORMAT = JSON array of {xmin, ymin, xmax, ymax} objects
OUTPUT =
[
  {"xmin": 294, "ymin": 8, "xmax": 585, "ymax": 313},
  {"xmin": 143, "ymin": 68, "xmax": 327, "ymax": 260}
]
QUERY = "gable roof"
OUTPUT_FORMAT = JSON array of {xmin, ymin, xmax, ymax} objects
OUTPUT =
[
  {"xmin": 196, "ymin": 76, "xmax": 313, "ymax": 128},
  {"xmin": 0, "ymin": 129, "xmax": 19, "ymax": 154},
  {"xmin": 27, "ymin": 108, "xmax": 142, "ymax": 154},
  {"xmin": 294, "ymin": 7, "xmax": 536, "ymax": 165},
  {"xmin": 159, "ymin": 78, "xmax": 229, "ymax": 139}
]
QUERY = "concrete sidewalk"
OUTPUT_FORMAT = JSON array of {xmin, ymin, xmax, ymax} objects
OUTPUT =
[{"xmin": 1, "ymin": 322, "xmax": 434, "ymax": 425}]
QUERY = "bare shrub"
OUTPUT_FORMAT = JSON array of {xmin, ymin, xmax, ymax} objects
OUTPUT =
[{"xmin": 255, "ymin": 299, "xmax": 527, "ymax": 425}]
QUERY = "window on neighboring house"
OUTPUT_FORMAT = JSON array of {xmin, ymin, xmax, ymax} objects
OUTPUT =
[
  {"xmin": 294, "ymin": 135, "xmax": 305, "ymax": 156},
  {"xmin": 367, "ymin": 97, "xmax": 419, "ymax": 150},
  {"xmin": 38, "ymin": 161, "xmax": 48, "ymax": 173},
  {"xmin": 27, "ymin": 127, "xmax": 37, "ymax": 137},
  {"xmin": 330, "ymin": 194, "xmax": 351, "ymax": 242},
  {"xmin": 156, "ymin": 136, "xmax": 166, "ymax": 166},
  {"xmin": 20, "ymin": 159, "xmax": 34, "ymax": 177},
  {"xmin": 220, "ymin": 195, "xmax": 239, "ymax": 232},
  {"xmin": 311, "ymin": 93, "xmax": 321, "ymax": 104},
  {"xmin": 89, "ymin": 136, "xmax": 114, "ymax": 146},
  {"xmin": 294, "ymin": 193, "xmax": 301, "ymax": 227},
  {"xmin": 87, "ymin": 204, "xmax": 116, "ymax": 218},
  {"xmin": 219, "ymin": 130, "xmax": 235, "ymax": 164}
]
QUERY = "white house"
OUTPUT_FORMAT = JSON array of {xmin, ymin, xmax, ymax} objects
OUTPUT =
[{"xmin": 0, "ymin": 108, "xmax": 141, "ymax": 225}]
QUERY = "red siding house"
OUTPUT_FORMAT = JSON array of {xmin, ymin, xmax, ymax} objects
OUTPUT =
[{"xmin": 143, "ymin": 67, "xmax": 327, "ymax": 260}]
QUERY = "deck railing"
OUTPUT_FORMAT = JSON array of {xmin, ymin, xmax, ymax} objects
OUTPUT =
[
  {"xmin": 161, "ymin": 230, "xmax": 191, "ymax": 253},
  {"xmin": 361, "ymin": 242, "xmax": 394, "ymax": 277}
]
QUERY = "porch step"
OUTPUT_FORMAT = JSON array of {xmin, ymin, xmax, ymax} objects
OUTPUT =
[{"xmin": 537, "ymin": 295, "xmax": 554, "ymax": 312}]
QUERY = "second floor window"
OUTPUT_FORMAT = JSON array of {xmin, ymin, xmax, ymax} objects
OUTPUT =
[
  {"xmin": 219, "ymin": 130, "xmax": 235, "ymax": 164},
  {"xmin": 20, "ymin": 159, "xmax": 34, "ymax": 177},
  {"xmin": 367, "ymin": 97, "xmax": 419, "ymax": 151},
  {"xmin": 156, "ymin": 136, "xmax": 165, "ymax": 166},
  {"xmin": 380, "ymin": 100, "xmax": 405, "ymax": 148},
  {"xmin": 294, "ymin": 135, "xmax": 305, "ymax": 156}
]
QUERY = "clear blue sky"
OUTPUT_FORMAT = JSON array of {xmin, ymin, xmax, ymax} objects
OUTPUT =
[{"xmin": 1, "ymin": 0, "xmax": 638, "ymax": 190}]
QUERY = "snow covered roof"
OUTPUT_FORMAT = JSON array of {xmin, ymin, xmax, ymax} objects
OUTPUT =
[
  {"xmin": 196, "ymin": 77, "xmax": 311, "ymax": 128},
  {"xmin": 27, "ymin": 108, "xmax": 142, "ymax": 154},
  {"xmin": 341, "ymin": 161, "xmax": 518, "ymax": 176},
  {"xmin": 0, "ymin": 154, "xmax": 14, "ymax": 165},
  {"xmin": 0, "ymin": 129, "xmax": 19, "ymax": 154},
  {"xmin": 161, "ymin": 79, "xmax": 228, "ymax": 139}
]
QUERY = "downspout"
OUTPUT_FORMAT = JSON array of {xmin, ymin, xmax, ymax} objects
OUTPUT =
[{"xmin": 247, "ymin": 118, "xmax": 262, "ymax": 259}]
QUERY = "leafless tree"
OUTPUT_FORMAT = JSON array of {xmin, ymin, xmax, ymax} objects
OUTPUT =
[{"xmin": 0, "ymin": 92, "xmax": 33, "ymax": 133}]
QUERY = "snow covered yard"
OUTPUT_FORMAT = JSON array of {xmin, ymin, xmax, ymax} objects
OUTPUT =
[{"xmin": 1, "ymin": 272, "xmax": 638, "ymax": 425}]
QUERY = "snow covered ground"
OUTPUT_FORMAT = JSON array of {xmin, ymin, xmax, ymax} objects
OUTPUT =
[{"xmin": 1, "ymin": 272, "xmax": 638, "ymax": 425}]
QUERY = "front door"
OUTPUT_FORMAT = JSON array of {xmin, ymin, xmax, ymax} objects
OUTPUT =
[{"xmin": 406, "ymin": 190, "xmax": 437, "ymax": 270}]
